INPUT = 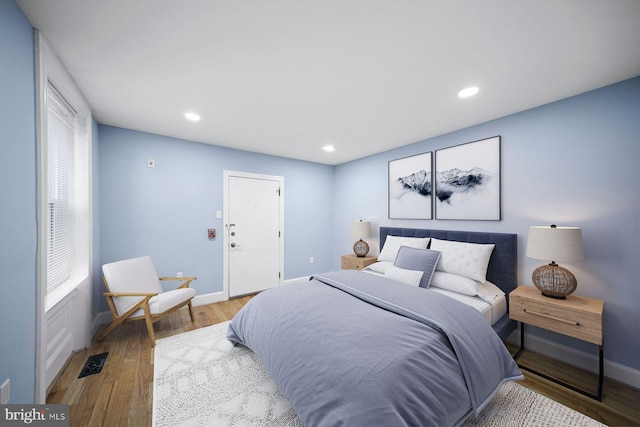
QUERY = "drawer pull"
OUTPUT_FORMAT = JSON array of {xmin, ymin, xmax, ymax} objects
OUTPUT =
[{"xmin": 523, "ymin": 309, "xmax": 580, "ymax": 326}]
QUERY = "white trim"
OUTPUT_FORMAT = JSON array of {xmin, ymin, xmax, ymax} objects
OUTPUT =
[
  {"xmin": 283, "ymin": 276, "xmax": 310, "ymax": 286},
  {"xmin": 35, "ymin": 31, "xmax": 93, "ymax": 404},
  {"xmin": 222, "ymin": 170, "xmax": 285, "ymax": 301},
  {"xmin": 35, "ymin": 29, "xmax": 47, "ymax": 406},
  {"xmin": 508, "ymin": 329, "xmax": 640, "ymax": 390},
  {"xmin": 91, "ymin": 311, "xmax": 113, "ymax": 338},
  {"xmin": 191, "ymin": 277, "xmax": 308, "ymax": 308},
  {"xmin": 192, "ymin": 291, "xmax": 227, "ymax": 306}
]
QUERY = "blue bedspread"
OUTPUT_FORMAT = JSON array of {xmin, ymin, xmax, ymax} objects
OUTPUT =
[{"xmin": 227, "ymin": 270, "xmax": 522, "ymax": 427}]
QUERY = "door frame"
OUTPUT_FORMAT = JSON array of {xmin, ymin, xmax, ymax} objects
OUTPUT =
[{"xmin": 222, "ymin": 170, "xmax": 285, "ymax": 300}]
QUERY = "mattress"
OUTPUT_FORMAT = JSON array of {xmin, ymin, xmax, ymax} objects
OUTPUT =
[
  {"xmin": 363, "ymin": 262, "xmax": 507, "ymax": 326},
  {"xmin": 429, "ymin": 287, "xmax": 506, "ymax": 325}
]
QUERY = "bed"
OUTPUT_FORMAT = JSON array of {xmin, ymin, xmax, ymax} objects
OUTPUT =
[{"xmin": 227, "ymin": 227, "xmax": 522, "ymax": 427}]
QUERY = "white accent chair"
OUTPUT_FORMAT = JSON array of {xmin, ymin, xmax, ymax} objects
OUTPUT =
[{"xmin": 96, "ymin": 256, "xmax": 196, "ymax": 346}]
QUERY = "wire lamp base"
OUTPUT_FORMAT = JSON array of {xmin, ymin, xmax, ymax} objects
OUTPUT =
[{"xmin": 532, "ymin": 262, "xmax": 577, "ymax": 299}]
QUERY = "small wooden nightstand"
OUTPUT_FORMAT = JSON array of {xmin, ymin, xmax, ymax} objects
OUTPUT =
[
  {"xmin": 510, "ymin": 285, "xmax": 604, "ymax": 400},
  {"xmin": 341, "ymin": 254, "xmax": 377, "ymax": 270}
]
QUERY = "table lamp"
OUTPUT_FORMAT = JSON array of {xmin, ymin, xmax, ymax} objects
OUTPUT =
[{"xmin": 526, "ymin": 224, "xmax": 584, "ymax": 299}]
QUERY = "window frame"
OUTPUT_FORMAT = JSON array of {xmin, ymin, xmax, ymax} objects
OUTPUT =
[{"xmin": 35, "ymin": 33, "xmax": 92, "ymax": 312}]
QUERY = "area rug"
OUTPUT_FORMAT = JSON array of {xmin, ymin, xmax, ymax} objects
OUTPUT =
[{"xmin": 153, "ymin": 322, "xmax": 604, "ymax": 427}]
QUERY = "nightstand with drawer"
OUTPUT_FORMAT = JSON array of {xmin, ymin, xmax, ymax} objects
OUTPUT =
[
  {"xmin": 510, "ymin": 285, "xmax": 604, "ymax": 400},
  {"xmin": 341, "ymin": 254, "xmax": 377, "ymax": 270}
]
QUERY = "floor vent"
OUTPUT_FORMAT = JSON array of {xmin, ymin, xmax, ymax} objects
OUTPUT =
[{"xmin": 78, "ymin": 352, "xmax": 108, "ymax": 378}]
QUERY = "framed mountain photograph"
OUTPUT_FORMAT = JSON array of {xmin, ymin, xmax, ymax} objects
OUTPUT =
[
  {"xmin": 388, "ymin": 152, "xmax": 433, "ymax": 219},
  {"xmin": 435, "ymin": 136, "xmax": 501, "ymax": 220}
]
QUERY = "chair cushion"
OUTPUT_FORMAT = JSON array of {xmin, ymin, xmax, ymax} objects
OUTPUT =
[
  {"xmin": 103, "ymin": 256, "xmax": 165, "ymax": 316},
  {"xmin": 129, "ymin": 288, "xmax": 196, "ymax": 318}
]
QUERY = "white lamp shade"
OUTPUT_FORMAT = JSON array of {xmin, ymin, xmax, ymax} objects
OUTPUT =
[
  {"xmin": 526, "ymin": 226, "xmax": 584, "ymax": 263},
  {"xmin": 351, "ymin": 220, "xmax": 371, "ymax": 239}
]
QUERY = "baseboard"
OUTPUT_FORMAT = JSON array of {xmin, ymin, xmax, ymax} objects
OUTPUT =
[
  {"xmin": 192, "ymin": 291, "xmax": 226, "ymax": 306},
  {"xmin": 283, "ymin": 276, "xmax": 310, "ymax": 286},
  {"xmin": 508, "ymin": 329, "xmax": 640, "ymax": 389},
  {"xmin": 91, "ymin": 311, "xmax": 113, "ymax": 337},
  {"xmin": 194, "ymin": 279, "xmax": 309, "ymax": 305}
]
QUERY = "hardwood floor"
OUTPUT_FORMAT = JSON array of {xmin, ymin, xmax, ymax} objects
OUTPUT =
[
  {"xmin": 48, "ymin": 297, "xmax": 640, "ymax": 427},
  {"xmin": 47, "ymin": 296, "xmax": 253, "ymax": 427},
  {"xmin": 506, "ymin": 344, "xmax": 640, "ymax": 426}
]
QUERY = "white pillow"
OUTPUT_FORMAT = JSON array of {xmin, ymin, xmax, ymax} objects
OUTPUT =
[
  {"xmin": 363, "ymin": 261, "xmax": 392, "ymax": 274},
  {"xmin": 377, "ymin": 236, "xmax": 430, "ymax": 262},
  {"xmin": 385, "ymin": 265, "xmax": 424, "ymax": 287},
  {"xmin": 430, "ymin": 271, "xmax": 480, "ymax": 296},
  {"xmin": 429, "ymin": 238, "xmax": 495, "ymax": 282}
]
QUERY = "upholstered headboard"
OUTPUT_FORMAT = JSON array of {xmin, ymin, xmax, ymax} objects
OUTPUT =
[{"xmin": 379, "ymin": 227, "xmax": 518, "ymax": 340}]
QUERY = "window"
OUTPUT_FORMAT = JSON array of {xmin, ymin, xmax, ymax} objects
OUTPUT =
[
  {"xmin": 37, "ymin": 34, "xmax": 92, "ymax": 311},
  {"xmin": 46, "ymin": 84, "xmax": 77, "ymax": 293}
]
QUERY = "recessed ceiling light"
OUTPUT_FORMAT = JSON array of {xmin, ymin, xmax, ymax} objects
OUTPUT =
[
  {"xmin": 458, "ymin": 87, "xmax": 479, "ymax": 98},
  {"xmin": 322, "ymin": 145, "xmax": 335, "ymax": 152},
  {"xmin": 184, "ymin": 112, "xmax": 201, "ymax": 121}
]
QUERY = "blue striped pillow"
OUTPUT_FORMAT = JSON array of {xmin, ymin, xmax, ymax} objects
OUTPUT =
[{"xmin": 393, "ymin": 246, "xmax": 441, "ymax": 288}]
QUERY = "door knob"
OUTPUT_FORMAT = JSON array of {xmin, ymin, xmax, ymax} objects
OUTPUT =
[
  {"xmin": 231, "ymin": 243, "xmax": 237, "ymax": 248},
  {"xmin": 231, "ymin": 232, "xmax": 236, "ymax": 236}
]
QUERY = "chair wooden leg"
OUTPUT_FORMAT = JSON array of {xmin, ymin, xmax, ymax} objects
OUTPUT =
[
  {"xmin": 188, "ymin": 301, "xmax": 195, "ymax": 323},
  {"xmin": 143, "ymin": 308, "xmax": 156, "ymax": 347}
]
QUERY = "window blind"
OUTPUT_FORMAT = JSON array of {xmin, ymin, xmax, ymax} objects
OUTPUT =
[{"xmin": 46, "ymin": 83, "xmax": 77, "ymax": 293}]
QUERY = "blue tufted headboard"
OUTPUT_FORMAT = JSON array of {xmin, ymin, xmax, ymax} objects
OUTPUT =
[{"xmin": 379, "ymin": 227, "xmax": 518, "ymax": 340}]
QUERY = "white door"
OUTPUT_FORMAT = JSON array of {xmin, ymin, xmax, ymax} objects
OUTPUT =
[{"xmin": 225, "ymin": 172, "xmax": 283, "ymax": 298}]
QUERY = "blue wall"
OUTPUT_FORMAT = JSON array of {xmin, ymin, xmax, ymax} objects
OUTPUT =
[
  {"xmin": 0, "ymin": 0, "xmax": 37, "ymax": 403},
  {"xmin": 98, "ymin": 126, "xmax": 334, "ymax": 310},
  {"xmin": 333, "ymin": 77, "xmax": 640, "ymax": 370}
]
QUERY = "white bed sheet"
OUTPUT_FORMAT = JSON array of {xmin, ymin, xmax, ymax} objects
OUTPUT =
[
  {"xmin": 362, "ymin": 262, "xmax": 506, "ymax": 326},
  {"xmin": 428, "ymin": 287, "xmax": 506, "ymax": 325}
]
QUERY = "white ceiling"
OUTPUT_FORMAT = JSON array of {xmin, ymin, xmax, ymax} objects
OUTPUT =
[{"xmin": 17, "ymin": 0, "xmax": 640, "ymax": 165}]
